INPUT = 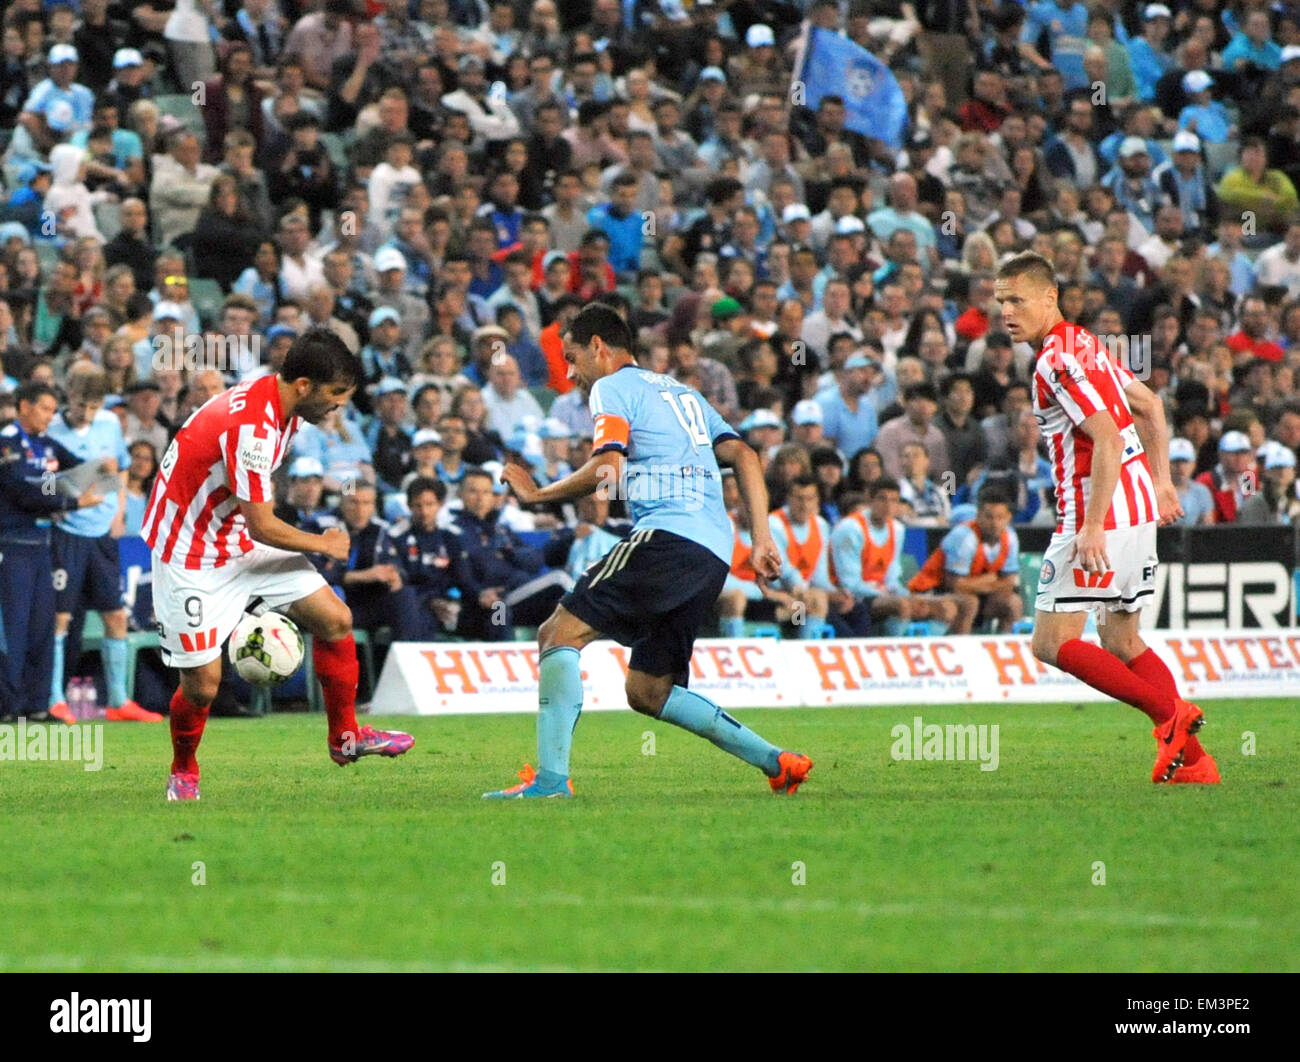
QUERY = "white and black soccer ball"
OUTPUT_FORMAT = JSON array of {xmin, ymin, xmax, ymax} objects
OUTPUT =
[{"xmin": 228, "ymin": 611, "xmax": 305, "ymax": 686}]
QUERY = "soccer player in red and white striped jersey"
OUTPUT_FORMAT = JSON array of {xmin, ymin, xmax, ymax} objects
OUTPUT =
[
  {"xmin": 994, "ymin": 253, "xmax": 1217, "ymax": 784},
  {"xmin": 147, "ymin": 328, "xmax": 412, "ymax": 801}
]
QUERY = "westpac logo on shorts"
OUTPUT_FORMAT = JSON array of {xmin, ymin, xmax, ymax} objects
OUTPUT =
[
  {"xmin": 890, "ymin": 716, "xmax": 999, "ymax": 771},
  {"xmin": 0, "ymin": 719, "xmax": 102, "ymax": 771},
  {"xmin": 50, "ymin": 993, "xmax": 150, "ymax": 1042}
]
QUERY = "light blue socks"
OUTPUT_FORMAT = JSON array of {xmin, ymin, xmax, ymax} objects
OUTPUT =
[
  {"xmin": 50, "ymin": 631, "xmax": 66, "ymax": 708},
  {"xmin": 536, "ymin": 646, "xmax": 583, "ymax": 784},
  {"xmin": 104, "ymin": 636, "xmax": 129, "ymax": 708},
  {"xmin": 659, "ymin": 685, "xmax": 781, "ymax": 776}
]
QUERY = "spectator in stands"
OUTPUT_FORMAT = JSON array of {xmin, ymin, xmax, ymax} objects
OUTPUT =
[
  {"xmin": 482, "ymin": 352, "xmax": 544, "ymax": 439},
  {"xmin": 191, "ymin": 176, "xmax": 267, "ymax": 293},
  {"xmin": 450, "ymin": 466, "xmax": 569, "ymax": 640},
  {"xmin": 897, "ymin": 441, "xmax": 952, "ymax": 528},
  {"xmin": 1238, "ymin": 444, "xmax": 1300, "ymax": 524},
  {"xmin": 874, "ymin": 382, "xmax": 951, "ymax": 481},
  {"xmin": 150, "ymin": 129, "xmax": 219, "ymax": 251},
  {"xmin": 829, "ymin": 478, "xmax": 965, "ymax": 637},
  {"xmin": 365, "ymin": 378, "xmax": 414, "ymax": 494},
  {"xmin": 1169, "ymin": 437, "xmax": 1216, "ymax": 525},
  {"xmin": 333, "ymin": 479, "xmax": 425, "ymax": 642},
  {"xmin": 1197, "ymin": 429, "xmax": 1258, "ymax": 523},
  {"xmin": 1217, "ymin": 137, "xmax": 1300, "ymax": 247},
  {"xmin": 907, "ymin": 485, "xmax": 1021, "ymax": 634}
]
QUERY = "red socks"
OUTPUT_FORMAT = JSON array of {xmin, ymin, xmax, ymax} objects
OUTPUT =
[
  {"xmin": 1055, "ymin": 638, "xmax": 1175, "ymax": 725},
  {"xmin": 1127, "ymin": 647, "xmax": 1204, "ymax": 765},
  {"xmin": 169, "ymin": 690, "xmax": 208, "ymax": 775},
  {"xmin": 313, "ymin": 634, "xmax": 359, "ymax": 745}
]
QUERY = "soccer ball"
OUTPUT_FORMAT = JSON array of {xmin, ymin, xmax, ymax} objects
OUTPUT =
[{"xmin": 229, "ymin": 612, "xmax": 305, "ymax": 686}]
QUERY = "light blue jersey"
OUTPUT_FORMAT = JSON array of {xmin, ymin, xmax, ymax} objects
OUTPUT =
[
  {"xmin": 940, "ymin": 522, "xmax": 1021, "ymax": 577},
  {"xmin": 589, "ymin": 364, "xmax": 740, "ymax": 563},
  {"xmin": 46, "ymin": 410, "xmax": 128, "ymax": 538}
]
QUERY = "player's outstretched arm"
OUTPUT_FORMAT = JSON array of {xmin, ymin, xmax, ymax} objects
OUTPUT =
[
  {"xmin": 239, "ymin": 499, "xmax": 350, "ymax": 560},
  {"xmin": 714, "ymin": 438, "xmax": 782, "ymax": 582},
  {"xmin": 500, "ymin": 449, "xmax": 624, "ymax": 506},
  {"xmin": 1124, "ymin": 378, "xmax": 1184, "ymax": 524}
]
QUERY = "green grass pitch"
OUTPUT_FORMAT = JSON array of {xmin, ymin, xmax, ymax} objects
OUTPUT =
[{"xmin": 1, "ymin": 699, "xmax": 1294, "ymax": 972}]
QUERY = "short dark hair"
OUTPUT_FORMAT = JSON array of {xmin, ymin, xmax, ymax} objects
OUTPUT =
[
  {"xmin": 904, "ymin": 382, "xmax": 940, "ymax": 404},
  {"xmin": 281, "ymin": 327, "xmax": 359, "ymax": 386},
  {"xmin": 869, "ymin": 476, "xmax": 902, "ymax": 497},
  {"xmin": 565, "ymin": 303, "xmax": 633, "ymax": 352},
  {"xmin": 406, "ymin": 476, "xmax": 447, "ymax": 505},
  {"xmin": 976, "ymin": 483, "xmax": 1016, "ymax": 511},
  {"xmin": 789, "ymin": 474, "xmax": 820, "ymax": 491},
  {"xmin": 15, "ymin": 381, "xmax": 58, "ymax": 408}
]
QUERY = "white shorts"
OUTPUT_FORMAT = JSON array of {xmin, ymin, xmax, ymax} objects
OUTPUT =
[
  {"xmin": 1034, "ymin": 522, "xmax": 1157, "ymax": 614},
  {"xmin": 153, "ymin": 544, "xmax": 327, "ymax": 668}
]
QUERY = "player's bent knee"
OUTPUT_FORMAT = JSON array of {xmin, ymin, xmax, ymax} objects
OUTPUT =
[
  {"xmin": 180, "ymin": 669, "xmax": 221, "ymax": 708},
  {"xmin": 625, "ymin": 673, "xmax": 671, "ymax": 717}
]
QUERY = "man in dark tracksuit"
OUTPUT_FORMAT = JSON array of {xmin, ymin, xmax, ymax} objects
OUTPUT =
[
  {"xmin": 391, "ymin": 476, "xmax": 469, "ymax": 641},
  {"xmin": 336, "ymin": 480, "xmax": 426, "ymax": 640},
  {"xmin": 0, "ymin": 383, "xmax": 102, "ymax": 720},
  {"xmin": 451, "ymin": 467, "xmax": 572, "ymax": 641}
]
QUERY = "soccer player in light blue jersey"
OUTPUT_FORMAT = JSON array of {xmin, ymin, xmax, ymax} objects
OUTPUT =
[
  {"xmin": 486, "ymin": 304, "xmax": 814, "ymax": 798},
  {"xmin": 46, "ymin": 370, "xmax": 163, "ymax": 722}
]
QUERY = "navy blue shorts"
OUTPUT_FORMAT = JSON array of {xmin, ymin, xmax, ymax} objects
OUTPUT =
[
  {"xmin": 52, "ymin": 528, "xmax": 124, "ymax": 614},
  {"xmin": 561, "ymin": 529, "xmax": 728, "ymax": 687}
]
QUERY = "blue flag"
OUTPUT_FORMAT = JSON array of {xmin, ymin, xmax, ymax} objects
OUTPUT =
[{"xmin": 796, "ymin": 27, "xmax": 907, "ymax": 149}]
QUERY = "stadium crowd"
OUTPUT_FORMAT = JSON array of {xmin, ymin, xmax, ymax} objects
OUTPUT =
[{"xmin": 4, "ymin": 0, "xmax": 1300, "ymax": 712}]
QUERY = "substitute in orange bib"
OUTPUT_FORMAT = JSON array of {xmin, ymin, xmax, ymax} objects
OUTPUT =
[
  {"xmin": 994, "ymin": 251, "xmax": 1217, "ymax": 784},
  {"xmin": 718, "ymin": 472, "xmax": 832, "ymax": 638},
  {"xmin": 828, "ymin": 477, "xmax": 966, "ymax": 636},
  {"xmin": 908, "ymin": 483, "xmax": 1022, "ymax": 633}
]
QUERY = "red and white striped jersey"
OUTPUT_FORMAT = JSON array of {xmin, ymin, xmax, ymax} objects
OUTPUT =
[
  {"xmin": 143, "ymin": 374, "xmax": 300, "ymax": 569},
  {"xmin": 1033, "ymin": 320, "xmax": 1157, "ymax": 534}
]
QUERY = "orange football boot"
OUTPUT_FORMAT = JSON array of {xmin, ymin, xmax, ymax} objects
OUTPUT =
[
  {"xmin": 1152, "ymin": 699, "xmax": 1205, "ymax": 783},
  {"xmin": 1169, "ymin": 752, "xmax": 1220, "ymax": 785},
  {"xmin": 769, "ymin": 751, "xmax": 814, "ymax": 794}
]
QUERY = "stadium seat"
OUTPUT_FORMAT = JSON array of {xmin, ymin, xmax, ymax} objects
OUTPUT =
[
  {"xmin": 742, "ymin": 621, "xmax": 782, "ymax": 638},
  {"xmin": 154, "ymin": 93, "xmax": 204, "ymax": 135},
  {"xmin": 320, "ymin": 132, "xmax": 348, "ymax": 172},
  {"xmin": 1019, "ymin": 552, "xmax": 1043, "ymax": 618},
  {"xmin": 354, "ymin": 627, "xmax": 393, "ymax": 701},
  {"xmin": 249, "ymin": 686, "xmax": 273, "ymax": 714},
  {"xmin": 36, "ymin": 240, "xmax": 63, "ymax": 271},
  {"xmin": 512, "ymin": 625, "xmax": 539, "ymax": 642},
  {"xmin": 94, "ymin": 201, "xmax": 121, "ymax": 242},
  {"xmin": 806, "ymin": 620, "xmax": 837, "ymax": 639},
  {"xmin": 187, "ymin": 277, "xmax": 225, "ymax": 328},
  {"xmin": 529, "ymin": 386, "xmax": 557, "ymax": 413},
  {"xmin": 73, "ymin": 614, "xmax": 161, "ymax": 705}
]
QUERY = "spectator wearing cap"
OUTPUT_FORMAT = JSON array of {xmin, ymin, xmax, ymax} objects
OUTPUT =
[
  {"xmin": 15, "ymin": 44, "xmax": 94, "ymax": 160},
  {"xmin": 733, "ymin": 23, "xmax": 786, "ymax": 98},
  {"xmin": 370, "ymin": 247, "xmax": 430, "ymax": 358},
  {"xmin": 1152, "ymin": 131, "xmax": 1220, "ymax": 239},
  {"xmin": 874, "ymin": 382, "xmax": 951, "ymax": 482},
  {"xmin": 441, "ymin": 52, "xmax": 522, "ymax": 143},
  {"xmin": 683, "ymin": 64, "xmax": 729, "ymax": 144},
  {"xmin": 358, "ymin": 306, "xmax": 414, "ymax": 415},
  {"xmin": 1178, "ymin": 70, "xmax": 1232, "ymax": 144},
  {"xmin": 1217, "ymin": 137, "xmax": 1300, "ymax": 246},
  {"xmin": 1238, "ymin": 443, "xmax": 1300, "ymax": 524},
  {"xmin": 816, "ymin": 353, "xmax": 881, "ymax": 459},
  {"xmin": 1196, "ymin": 429, "xmax": 1257, "ymax": 522},
  {"xmin": 790, "ymin": 399, "xmax": 827, "ymax": 451},
  {"xmin": 400, "ymin": 427, "xmax": 446, "ymax": 492},
  {"xmin": 275, "ymin": 455, "xmax": 331, "ymax": 527},
  {"xmin": 364, "ymin": 379, "xmax": 415, "ymax": 494},
  {"xmin": 150, "ymin": 129, "xmax": 219, "ymax": 250},
  {"xmin": 1169, "ymin": 437, "xmax": 1216, "ymax": 525},
  {"xmin": 809, "ymin": 180, "xmax": 864, "ymax": 256},
  {"xmin": 1127, "ymin": 5, "xmax": 1176, "ymax": 103},
  {"xmin": 122, "ymin": 379, "xmax": 169, "ymax": 455},
  {"xmin": 1101, "ymin": 136, "xmax": 1163, "ymax": 233},
  {"xmin": 482, "ymin": 352, "xmax": 544, "ymax": 438},
  {"xmin": 699, "ymin": 296, "xmax": 751, "ymax": 366}
]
